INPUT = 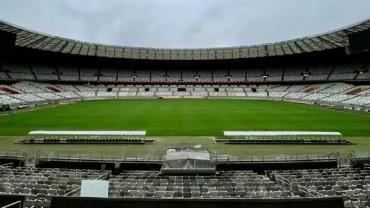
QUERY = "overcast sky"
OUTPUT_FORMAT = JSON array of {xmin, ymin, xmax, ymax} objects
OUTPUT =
[{"xmin": 0, "ymin": 0, "xmax": 370, "ymax": 48}]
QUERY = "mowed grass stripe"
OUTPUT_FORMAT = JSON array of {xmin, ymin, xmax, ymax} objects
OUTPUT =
[{"xmin": 0, "ymin": 99, "xmax": 369, "ymax": 136}]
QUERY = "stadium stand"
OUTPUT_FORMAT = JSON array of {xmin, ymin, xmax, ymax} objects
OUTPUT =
[
  {"xmin": 268, "ymin": 168, "xmax": 370, "ymax": 208},
  {"xmin": 0, "ymin": 94, "xmax": 23, "ymax": 105},
  {"xmin": 0, "ymin": 14, "xmax": 369, "ymax": 208},
  {"xmin": 1, "ymin": 81, "xmax": 370, "ymax": 112},
  {"xmin": 0, "ymin": 166, "xmax": 109, "ymax": 207},
  {"xmin": 57, "ymin": 66, "xmax": 79, "ymax": 81},
  {"xmin": 109, "ymin": 170, "xmax": 291, "ymax": 198},
  {"xmin": 1, "ymin": 62, "xmax": 367, "ymax": 85},
  {"xmin": 0, "ymin": 152, "xmax": 363, "ymax": 208},
  {"xmin": 3, "ymin": 64, "xmax": 35, "ymax": 80}
]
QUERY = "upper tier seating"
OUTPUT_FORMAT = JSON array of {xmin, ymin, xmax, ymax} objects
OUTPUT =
[
  {"xmin": 1, "ymin": 61, "xmax": 368, "ymax": 83},
  {"xmin": 80, "ymin": 68, "xmax": 97, "ymax": 81},
  {"xmin": 284, "ymin": 66, "xmax": 304, "ymax": 81},
  {"xmin": 328, "ymin": 64, "xmax": 360, "ymax": 81},
  {"xmin": 99, "ymin": 68, "xmax": 117, "ymax": 82},
  {"xmin": 357, "ymin": 71, "xmax": 370, "ymax": 80},
  {"xmin": 213, "ymin": 70, "xmax": 228, "ymax": 82},
  {"xmin": 229, "ymin": 70, "xmax": 245, "ymax": 81},
  {"xmin": 33, "ymin": 65, "xmax": 58, "ymax": 81},
  {"xmin": 0, "ymin": 71, "xmax": 9, "ymax": 80},
  {"xmin": 137, "ymin": 70, "xmax": 153, "ymax": 82},
  {"xmin": 117, "ymin": 69, "xmax": 134, "ymax": 82},
  {"xmin": 246, "ymin": 68, "xmax": 264, "ymax": 82},
  {"xmin": 167, "ymin": 70, "xmax": 181, "ymax": 82},
  {"xmin": 58, "ymin": 66, "xmax": 79, "ymax": 81},
  {"xmin": 4, "ymin": 64, "xmax": 35, "ymax": 80},
  {"xmin": 305, "ymin": 66, "xmax": 332, "ymax": 81}
]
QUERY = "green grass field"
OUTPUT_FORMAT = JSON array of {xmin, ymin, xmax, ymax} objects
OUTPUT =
[
  {"xmin": 0, "ymin": 99, "xmax": 370, "ymax": 156},
  {"xmin": 0, "ymin": 99, "xmax": 370, "ymax": 136}
]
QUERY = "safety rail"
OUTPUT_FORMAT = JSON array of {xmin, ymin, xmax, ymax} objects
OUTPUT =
[
  {"xmin": 0, "ymin": 151, "xmax": 340, "ymax": 165},
  {"xmin": 273, "ymin": 173, "xmax": 323, "ymax": 198},
  {"xmin": 1, "ymin": 200, "xmax": 22, "ymax": 208},
  {"xmin": 212, "ymin": 153, "xmax": 337, "ymax": 163},
  {"xmin": 36, "ymin": 153, "xmax": 163, "ymax": 163}
]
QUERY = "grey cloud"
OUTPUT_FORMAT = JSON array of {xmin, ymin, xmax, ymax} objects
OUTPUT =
[{"xmin": 0, "ymin": 0, "xmax": 370, "ymax": 48}]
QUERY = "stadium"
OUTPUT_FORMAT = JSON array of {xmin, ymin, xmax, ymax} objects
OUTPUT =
[{"xmin": 0, "ymin": 2, "xmax": 370, "ymax": 208}]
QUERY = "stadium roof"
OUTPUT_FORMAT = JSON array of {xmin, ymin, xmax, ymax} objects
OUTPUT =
[{"xmin": 0, "ymin": 18, "xmax": 370, "ymax": 60}]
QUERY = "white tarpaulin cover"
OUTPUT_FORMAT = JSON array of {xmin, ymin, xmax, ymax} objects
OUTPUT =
[
  {"xmin": 224, "ymin": 131, "xmax": 342, "ymax": 136},
  {"xmin": 28, "ymin": 130, "xmax": 146, "ymax": 136},
  {"xmin": 162, "ymin": 148, "xmax": 213, "ymax": 170},
  {"xmin": 165, "ymin": 149, "xmax": 210, "ymax": 161},
  {"xmin": 161, "ymin": 148, "xmax": 216, "ymax": 174},
  {"xmin": 80, "ymin": 180, "xmax": 109, "ymax": 198}
]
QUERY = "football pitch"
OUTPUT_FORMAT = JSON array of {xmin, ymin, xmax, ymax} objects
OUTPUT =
[
  {"xmin": 0, "ymin": 99, "xmax": 370, "ymax": 156},
  {"xmin": 1, "ymin": 99, "xmax": 370, "ymax": 136}
]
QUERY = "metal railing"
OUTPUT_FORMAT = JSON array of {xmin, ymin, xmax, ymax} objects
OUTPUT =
[
  {"xmin": 37, "ymin": 153, "xmax": 163, "ymax": 163},
  {"xmin": 1, "ymin": 201, "xmax": 22, "ymax": 208},
  {"xmin": 212, "ymin": 153, "xmax": 337, "ymax": 163},
  {"xmin": 274, "ymin": 173, "xmax": 323, "ymax": 198},
  {"xmin": 0, "ymin": 151, "xmax": 340, "ymax": 165},
  {"xmin": 0, "ymin": 151, "xmax": 25, "ymax": 159}
]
